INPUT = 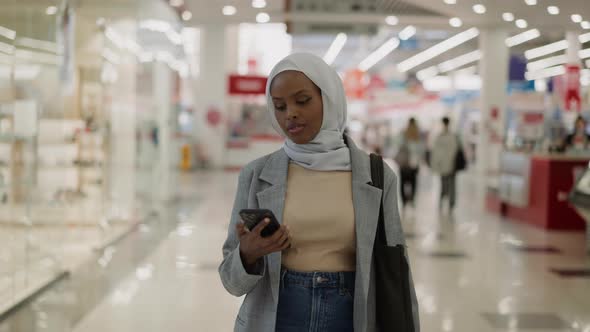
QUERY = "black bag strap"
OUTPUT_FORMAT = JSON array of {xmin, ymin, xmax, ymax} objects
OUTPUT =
[{"xmin": 370, "ymin": 153, "xmax": 387, "ymax": 245}]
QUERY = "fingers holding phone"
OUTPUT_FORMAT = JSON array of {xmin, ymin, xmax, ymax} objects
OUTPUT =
[{"xmin": 236, "ymin": 209, "xmax": 291, "ymax": 267}]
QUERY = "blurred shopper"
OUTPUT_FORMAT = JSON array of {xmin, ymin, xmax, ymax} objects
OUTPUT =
[
  {"xmin": 395, "ymin": 118, "xmax": 426, "ymax": 207},
  {"xmin": 219, "ymin": 53, "xmax": 419, "ymax": 332},
  {"xmin": 562, "ymin": 115, "xmax": 590, "ymax": 152},
  {"xmin": 431, "ymin": 117, "xmax": 460, "ymax": 212}
]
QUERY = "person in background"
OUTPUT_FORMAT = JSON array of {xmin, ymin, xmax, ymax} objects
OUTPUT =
[
  {"xmin": 395, "ymin": 118, "xmax": 426, "ymax": 207},
  {"xmin": 562, "ymin": 115, "xmax": 590, "ymax": 152},
  {"xmin": 431, "ymin": 117, "xmax": 460, "ymax": 212}
]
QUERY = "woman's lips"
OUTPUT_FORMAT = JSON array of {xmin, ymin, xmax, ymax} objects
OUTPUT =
[{"xmin": 287, "ymin": 124, "xmax": 305, "ymax": 134}]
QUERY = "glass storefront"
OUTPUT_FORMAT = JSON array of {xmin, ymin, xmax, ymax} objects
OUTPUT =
[{"xmin": 0, "ymin": 0, "xmax": 185, "ymax": 319}]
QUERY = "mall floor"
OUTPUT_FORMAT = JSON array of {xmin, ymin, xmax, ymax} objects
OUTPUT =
[{"xmin": 3, "ymin": 166, "xmax": 590, "ymax": 332}]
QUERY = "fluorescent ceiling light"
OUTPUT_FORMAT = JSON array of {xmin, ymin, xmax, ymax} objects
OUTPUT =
[
  {"xmin": 385, "ymin": 16, "xmax": 399, "ymax": 26},
  {"xmin": 525, "ymin": 40, "xmax": 568, "ymax": 59},
  {"xmin": 222, "ymin": 5, "xmax": 237, "ymax": 16},
  {"xmin": 527, "ymin": 54, "xmax": 567, "ymax": 71},
  {"xmin": 0, "ymin": 41, "xmax": 15, "ymax": 55},
  {"xmin": 170, "ymin": 0, "xmax": 184, "ymax": 6},
  {"xmin": 515, "ymin": 19, "xmax": 528, "ymax": 29},
  {"xmin": 416, "ymin": 66, "xmax": 439, "ymax": 80},
  {"xmin": 547, "ymin": 6, "xmax": 559, "ymax": 15},
  {"xmin": 358, "ymin": 37, "xmax": 400, "ymax": 71},
  {"xmin": 505, "ymin": 29, "xmax": 540, "ymax": 47},
  {"xmin": 323, "ymin": 33, "xmax": 347, "ymax": 65},
  {"xmin": 397, "ymin": 28, "xmax": 479, "ymax": 72},
  {"xmin": 449, "ymin": 17, "xmax": 463, "ymax": 28},
  {"xmin": 580, "ymin": 48, "xmax": 590, "ymax": 59},
  {"xmin": 182, "ymin": 11, "xmax": 192, "ymax": 21},
  {"xmin": 256, "ymin": 12, "xmax": 270, "ymax": 23},
  {"xmin": 525, "ymin": 65, "xmax": 565, "ymax": 80},
  {"xmin": 398, "ymin": 26, "xmax": 416, "ymax": 40},
  {"xmin": 0, "ymin": 26, "xmax": 16, "ymax": 40},
  {"xmin": 502, "ymin": 12, "xmax": 515, "ymax": 22},
  {"xmin": 524, "ymin": 0, "xmax": 537, "ymax": 5},
  {"xmin": 455, "ymin": 65, "xmax": 477, "ymax": 75},
  {"xmin": 473, "ymin": 4, "xmax": 486, "ymax": 14},
  {"xmin": 252, "ymin": 0, "xmax": 267, "ymax": 9},
  {"xmin": 16, "ymin": 37, "xmax": 60, "ymax": 54},
  {"xmin": 423, "ymin": 75, "xmax": 452, "ymax": 92},
  {"xmin": 586, "ymin": 59, "xmax": 590, "ymax": 68},
  {"xmin": 139, "ymin": 20, "xmax": 182, "ymax": 45},
  {"xmin": 582, "ymin": 21, "xmax": 590, "ymax": 29},
  {"xmin": 46, "ymin": 6, "xmax": 58, "ymax": 15},
  {"xmin": 571, "ymin": 14, "xmax": 583, "ymax": 23},
  {"xmin": 444, "ymin": 0, "xmax": 457, "ymax": 4},
  {"xmin": 438, "ymin": 50, "xmax": 482, "ymax": 73},
  {"xmin": 579, "ymin": 32, "xmax": 590, "ymax": 43}
]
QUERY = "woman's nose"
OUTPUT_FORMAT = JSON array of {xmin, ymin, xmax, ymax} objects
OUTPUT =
[{"xmin": 287, "ymin": 108, "xmax": 299, "ymax": 120}]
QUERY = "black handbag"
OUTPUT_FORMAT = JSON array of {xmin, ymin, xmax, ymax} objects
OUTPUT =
[
  {"xmin": 454, "ymin": 137, "xmax": 467, "ymax": 172},
  {"xmin": 370, "ymin": 153, "xmax": 416, "ymax": 332}
]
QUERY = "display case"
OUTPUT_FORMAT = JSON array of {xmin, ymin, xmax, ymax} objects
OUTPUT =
[{"xmin": 569, "ymin": 165, "xmax": 590, "ymax": 254}]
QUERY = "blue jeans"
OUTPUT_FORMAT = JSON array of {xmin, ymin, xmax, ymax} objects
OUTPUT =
[{"xmin": 275, "ymin": 270, "xmax": 355, "ymax": 332}]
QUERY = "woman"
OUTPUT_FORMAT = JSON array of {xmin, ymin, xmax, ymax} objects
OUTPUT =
[
  {"xmin": 219, "ymin": 53, "xmax": 419, "ymax": 332},
  {"xmin": 562, "ymin": 115, "xmax": 590, "ymax": 152},
  {"xmin": 396, "ymin": 118, "xmax": 425, "ymax": 206}
]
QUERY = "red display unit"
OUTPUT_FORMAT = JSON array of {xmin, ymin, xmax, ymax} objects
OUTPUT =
[{"xmin": 487, "ymin": 153, "xmax": 588, "ymax": 231}]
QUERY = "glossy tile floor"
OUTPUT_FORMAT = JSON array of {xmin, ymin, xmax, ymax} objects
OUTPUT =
[{"xmin": 4, "ymin": 167, "xmax": 590, "ymax": 331}]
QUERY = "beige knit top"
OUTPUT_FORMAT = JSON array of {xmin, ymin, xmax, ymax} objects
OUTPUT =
[{"xmin": 281, "ymin": 163, "xmax": 356, "ymax": 272}]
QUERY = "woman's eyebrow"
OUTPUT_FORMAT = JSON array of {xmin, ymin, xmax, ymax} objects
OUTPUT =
[{"xmin": 272, "ymin": 89, "xmax": 309, "ymax": 101}]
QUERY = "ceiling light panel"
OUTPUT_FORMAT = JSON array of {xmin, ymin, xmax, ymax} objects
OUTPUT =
[
  {"xmin": 438, "ymin": 50, "xmax": 482, "ymax": 73},
  {"xmin": 525, "ymin": 40, "xmax": 568, "ymax": 59},
  {"xmin": 358, "ymin": 37, "xmax": 400, "ymax": 71},
  {"xmin": 473, "ymin": 4, "xmax": 486, "ymax": 14},
  {"xmin": 505, "ymin": 29, "xmax": 541, "ymax": 47},
  {"xmin": 547, "ymin": 6, "xmax": 559, "ymax": 15},
  {"xmin": 526, "ymin": 54, "xmax": 567, "ymax": 71},
  {"xmin": 397, "ymin": 28, "xmax": 480, "ymax": 72},
  {"xmin": 503, "ymin": 12, "xmax": 515, "ymax": 22}
]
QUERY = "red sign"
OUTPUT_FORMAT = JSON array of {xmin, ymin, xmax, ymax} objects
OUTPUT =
[
  {"xmin": 228, "ymin": 75, "xmax": 267, "ymax": 95},
  {"xmin": 206, "ymin": 107, "xmax": 222, "ymax": 127},
  {"xmin": 490, "ymin": 106, "xmax": 499, "ymax": 120},
  {"xmin": 522, "ymin": 113, "xmax": 544, "ymax": 123},
  {"xmin": 564, "ymin": 64, "xmax": 581, "ymax": 112},
  {"xmin": 343, "ymin": 69, "xmax": 367, "ymax": 100}
]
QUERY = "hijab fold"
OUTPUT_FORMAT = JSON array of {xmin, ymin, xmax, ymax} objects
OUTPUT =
[{"xmin": 266, "ymin": 53, "xmax": 351, "ymax": 171}]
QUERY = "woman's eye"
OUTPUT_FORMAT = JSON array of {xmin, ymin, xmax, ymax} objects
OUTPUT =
[
  {"xmin": 296, "ymin": 98, "xmax": 311, "ymax": 105},
  {"xmin": 275, "ymin": 105, "xmax": 286, "ymax": 112}
]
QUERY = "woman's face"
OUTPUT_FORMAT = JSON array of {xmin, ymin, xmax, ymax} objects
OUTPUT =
[
  {"xmin": 270, "ymin": 71, "xmax": 323, "ymax": 145},
  {"xmin": 576, "ymin": 119, "xmax": 586, "ymax": 132}
]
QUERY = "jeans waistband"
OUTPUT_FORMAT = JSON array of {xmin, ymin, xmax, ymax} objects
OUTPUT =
[{"xmin": 280, "ymin": 269, "xmax": 355, "ymax": 289}]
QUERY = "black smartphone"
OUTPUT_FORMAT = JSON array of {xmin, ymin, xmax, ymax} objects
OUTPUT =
[{"xmin": 239, "ymin": 209, "xmax": 280, "ymax": 237}]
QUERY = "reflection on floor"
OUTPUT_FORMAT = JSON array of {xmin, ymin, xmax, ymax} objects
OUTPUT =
[{"xmin": 2, "ymin": 168, "xmax": 590, "ymax": 332}]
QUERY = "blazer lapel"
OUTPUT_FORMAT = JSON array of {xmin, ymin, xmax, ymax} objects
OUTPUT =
[
  {"xmin": 348, "ymin": 137, "xmax": 382, "ymax": 324},
  {"xmin": 255, "ymin": 149, "xmax": 289, "ymax": 305}
]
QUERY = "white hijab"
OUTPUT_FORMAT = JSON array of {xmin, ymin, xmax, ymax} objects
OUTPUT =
[{"xmin": 266, "ymin": 53, "xmax": 351, "ymax": 171}]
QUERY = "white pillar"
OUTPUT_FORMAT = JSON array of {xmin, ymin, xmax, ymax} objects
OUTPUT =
[
  {"xmin": 153, "ymin": 61, "xmax": 175, "ymax": 201},
  {"xmin": 193, "ymin": 24, "xmax": 230, "ymax": 168},
  {"xmin": 108, "ymin": 54, "xmax": 136, "ymax": 220},
  {"xmin": 478, "ymin": 28, "xmax": 509, "ymax": 177},
  {"xmin": 566, "ymin": 31, "xmax": 581, "ymax": 65}
]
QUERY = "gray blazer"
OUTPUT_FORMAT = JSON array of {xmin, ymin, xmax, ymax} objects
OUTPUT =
[{"xmin": 219, "ymin": 137, "xmax": 420, "ymax": 332}]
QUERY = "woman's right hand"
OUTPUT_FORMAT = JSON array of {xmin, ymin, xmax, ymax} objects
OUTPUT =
[{"xmin": 236, "ymin": 218, "xmax": 291, "ymax": 268}]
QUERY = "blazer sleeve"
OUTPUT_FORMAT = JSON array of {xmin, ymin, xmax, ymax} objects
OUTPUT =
[
  {"xmin": 218, "ymin": 168, "xmax": 265, "ymax": 297},
  {"xmin": 383, "ymin": 165, "xmax": 421, "ymax": 332}
]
